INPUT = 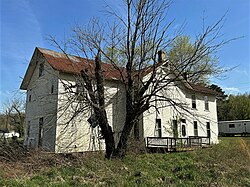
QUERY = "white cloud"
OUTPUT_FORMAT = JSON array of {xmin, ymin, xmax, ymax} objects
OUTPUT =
[{"xmin": 222, "ymin": 87, "xmax": 241, "ymax": 95}]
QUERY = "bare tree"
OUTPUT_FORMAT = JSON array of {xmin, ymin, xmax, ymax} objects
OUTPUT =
[
  {"xmin": 2, "ymin": 98, "xmax": 25, "ymax": 138},
  {"xmin": 50, "ymin": 0, "xmax": 233, "ymax": 158}
]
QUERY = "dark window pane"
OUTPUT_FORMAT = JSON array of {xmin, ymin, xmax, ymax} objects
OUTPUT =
[
  {"xmin": 156, "ymin": 119, "xmax": 162, "ymax": 137},
  {"xmin": 182, "ymin": 125, "xmax": 186, "ymax": 137}
]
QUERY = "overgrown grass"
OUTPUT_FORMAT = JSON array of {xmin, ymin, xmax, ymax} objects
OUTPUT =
[{"xmin": 0, "ymin": 137, "xmax": 250, "ymax": 186}]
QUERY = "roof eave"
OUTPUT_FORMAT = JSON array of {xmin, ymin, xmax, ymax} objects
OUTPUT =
[{"xmin": 19, "ymin": 47, "xmax": 41, "ymax": 90}]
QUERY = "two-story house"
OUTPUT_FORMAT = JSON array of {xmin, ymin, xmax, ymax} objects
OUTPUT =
[{"xmin": 21, "ymin": 47, "xmax": 218, "ymax": 153}]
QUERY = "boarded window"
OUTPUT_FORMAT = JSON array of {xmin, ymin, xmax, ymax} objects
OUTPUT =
[
  {"xmin": 194, "ymin": 121, "xmax": 198, "ymax": 136},
  {"xmin": 229, "ymin": 124, "xmax": 235, "ymax": 128},
  {"xmin": 192, "ymin": 94, "xmax": 196, "ymax": 109},
  {"xmin": 156, "ymin": 119, "xmax": 162, "ymax": 138},
  {"xmin": 204, "ymin": 96, "xmax": 209, "ymax": 110}
]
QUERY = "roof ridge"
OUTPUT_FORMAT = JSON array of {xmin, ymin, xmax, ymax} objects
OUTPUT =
[{"xmin": 37, "ymin": 47, "xmax": 93, "ymax": 62}]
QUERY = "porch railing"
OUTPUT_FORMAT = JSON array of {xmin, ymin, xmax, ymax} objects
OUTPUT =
[{"xmin": 146, "ymin": 136, "xmax": 210, "ymax": 151}]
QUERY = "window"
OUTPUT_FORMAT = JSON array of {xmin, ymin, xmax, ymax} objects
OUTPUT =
[
  {"xmin": 75, "ymin": 84, "xmax": 85, "ymax": 100},
  {"xmin": 204, "ymin": 96, "xmax": 209, "ymax": 110},
  {"xmin": 181, "ymin": 119, "xmax": 186, "ymax": 137},
  {"xmin": 156, "ymin": 119, "xmax": 162, "ymax": 137},
  {"xmin": 206, "ymin": 122, "xmax": 211, "ymax": 138},
  {"xmin": 27, "ymin": 121, "xmax": 31, "ymax": 137},
  {"xmin": 229, "ymin": 124, "xmax": 235, "ymax": 128},
  {"xmin": 173, "ymin": 120, "xmax": 178, "ymax": 138},
  {"xmin": 193, "ymin": 121, "xmax": 198, "ymax": 136},
  {"xmin": 182, "ymin": 125, "xmax": 186, "ymax": 137},
  {"xmin": 28, "ymin": 89, "xmax": 32, "ymax": 102},
  {"xmin": 192, "ymin": 94, "xmax": 196, "ymax": 109},
  {"xmin": 39, "ymin": 63, "xmax": 44, "ymax": 77},
  {"xmin": 38, "ymin": 117, "xmax": 44, "ymax": 147},
  {"xmin": 51, "ymin": 84, "xmax": 54, "ymax": 94}
]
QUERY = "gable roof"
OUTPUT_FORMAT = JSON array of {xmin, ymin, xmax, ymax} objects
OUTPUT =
[
  {"xmin": 20, "ymin": 47, "xmax": 125, "ymax": 90},
  {"xmin": 38, "ymin": 48, "xmax": 125, "ymax": 80},
  {"xmin": 20, "ymin": 47, "xmax": 218, "ymax": 95},
  {"xmin": 189, "ymin": 83, "xmax": 218, "ymax": 95}
]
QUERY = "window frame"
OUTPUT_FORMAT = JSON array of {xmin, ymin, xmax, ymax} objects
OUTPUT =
[
  {"xmin": 172, "ymin": 120, "xmax": 178, "ymax": 138},
  {"xmin": 204, "ymin": 96, "xmax": 209, "ymax": 110},
  {"xmin": 193, "ymin": 121, "xmax": 198, "ymax": 136},
  {"xmin": 38, "ymin": 117, "xmax": 44, "ymax": 147},
  {"xmin": 181, "ymin": 125, "xmax": 186, "ymax": 137},
  {"xmin": 191, "ymin": 94, "xmax": 196, "ymax": 109},
  {"xmin": 38, "ymin": 63, "xmax": 45, "ymax": 77},
  {"xmin": 156, "ymin": 119, "xmax": 162, "ymax": 138},
  {"xmin": 206, "ymin": 122, "xmax": 211, "ymax": 138},
  {"xmin": 51, "ymin": 84, "xmax": 54, "ymax": 94}
]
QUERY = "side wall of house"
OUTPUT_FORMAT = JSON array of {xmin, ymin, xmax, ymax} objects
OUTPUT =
[
  {"xmin": 55, "ymin": 74, "xmax": 126, "ymax": 153},
  {"xmin": 24, "ymin": 56, "xmax": 58, "ymax": 151},
  {"xmin": 143, "ymin": 71, "xmax": 218, "ymax": 144}
]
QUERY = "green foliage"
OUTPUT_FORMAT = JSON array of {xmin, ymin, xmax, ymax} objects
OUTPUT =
[
  {"xmin": 1, "ymin": 137, "xmax": 250, "ymax": 186},
  {"xmin": 217, "ymin": 93, "xmax": 250, "ymax": 121},
  {"xmin": 167, "ymin": 36, "xmax": 220, "ymax": 84}
]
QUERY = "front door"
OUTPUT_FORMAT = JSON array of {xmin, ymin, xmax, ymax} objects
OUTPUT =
[{"xmin": 181, "ymin": 119, "xmax": 187, "ymax": 138}]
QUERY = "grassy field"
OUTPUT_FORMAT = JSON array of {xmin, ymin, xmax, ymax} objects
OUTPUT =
[{"xmin": 0, "ymin": 137, "xmax": 250, "ymax": 186}]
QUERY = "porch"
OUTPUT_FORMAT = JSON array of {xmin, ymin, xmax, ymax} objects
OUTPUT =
[{"xmin": 146, "ymin": 136, "xmax": 210, "ymax": 152}]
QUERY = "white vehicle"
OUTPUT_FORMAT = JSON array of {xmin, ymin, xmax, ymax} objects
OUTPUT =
[
  {"xmin": 0, "ymin": 130, "xmax": 20, "ymax": 139},
  {"xmin": 218, "ymin": 120, "xmax": 250, "ymax": 136}
]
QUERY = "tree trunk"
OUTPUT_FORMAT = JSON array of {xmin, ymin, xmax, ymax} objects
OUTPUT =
[
  {"xmin": 94, "ymin": 51, "xmax": 115, "ymax": 159},
  {"xmin": 113, "ymin": 94, "xmax": 136, "ymax": 158},
  {"xmin": 113, "ymin": 116, "xmax": 135, "ymax": 158},
  {"xmin": 94, "ymin": 109, "xmax": 115, "ymax": 159}
]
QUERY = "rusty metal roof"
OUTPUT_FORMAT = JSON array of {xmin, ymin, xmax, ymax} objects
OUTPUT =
[
  {"xmin": 38, "ymin": 48, "xmax": 125, "ymax": 80},
  {"xmin": 189, "ymin": 83, "xmax": 218, "ymax": 95},
  {"xmin": 21, "ymin": 47, "xmax": 218, "ymax": 95},
  {"xmin": 39, "ymin": 48, "xmax": 218, "ymax": 95}
]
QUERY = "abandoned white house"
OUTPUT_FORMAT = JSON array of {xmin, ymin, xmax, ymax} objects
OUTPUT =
[{"xmin": 21, "ymin": 47, "xmax": 219, "ymax": 153}]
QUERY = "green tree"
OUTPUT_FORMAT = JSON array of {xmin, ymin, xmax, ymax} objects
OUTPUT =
[
  {"xmin": 168, "ymin": 36, "xmax": 221, "ymax": 84},
  {"xmin": 217, "ymin": 93, "xmax": 250, "ymax": 121}
]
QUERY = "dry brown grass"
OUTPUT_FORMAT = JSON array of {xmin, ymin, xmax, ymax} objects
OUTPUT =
[
  {"xmin": 0, "ymin": 140, "xmax": 103, "ymax": 179},
  {"xmin": 1, "ymin": 137, "xmax": 250, "ymax": 187}
]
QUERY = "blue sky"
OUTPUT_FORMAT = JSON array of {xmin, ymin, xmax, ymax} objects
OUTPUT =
[{"xmin": 0, "ymin": 0, "xmax": 249, "ymax": 104}]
